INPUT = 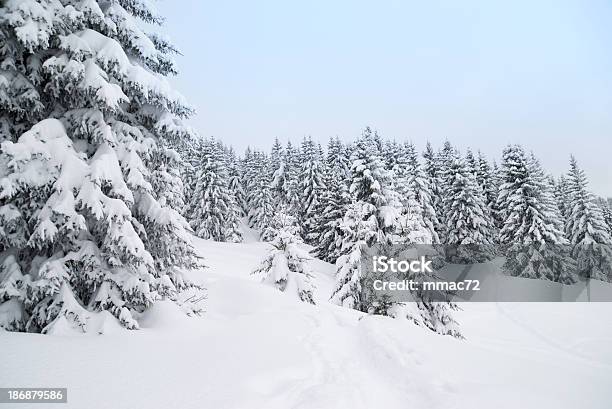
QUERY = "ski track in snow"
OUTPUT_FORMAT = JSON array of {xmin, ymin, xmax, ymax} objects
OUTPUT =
[{"xmin": 1, "ymin": 236, "xmax": 612, "ymax": 409}]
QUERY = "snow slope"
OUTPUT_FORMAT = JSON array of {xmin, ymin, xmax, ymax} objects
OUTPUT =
[{"xmin": 1, "ymin": 237, "xmax": 612, "ymax": 409}]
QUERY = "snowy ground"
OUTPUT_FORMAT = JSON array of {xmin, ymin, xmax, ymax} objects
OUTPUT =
[{"xmin": 1, "ymin": 230, "xmax": 612, "ymax": 409}]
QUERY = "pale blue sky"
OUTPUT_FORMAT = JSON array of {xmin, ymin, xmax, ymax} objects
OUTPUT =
[{"xmin": 157, "ymin": 0, "xmax": 612, "ymax": 196}]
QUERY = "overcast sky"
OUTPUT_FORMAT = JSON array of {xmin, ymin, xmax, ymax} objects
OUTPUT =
[{"xmin": 157, "ymin": 0, "xmax": 612, "ymax": 196}]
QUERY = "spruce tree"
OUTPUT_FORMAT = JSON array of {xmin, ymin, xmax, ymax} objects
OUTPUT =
[
  {"xmin": 0, "ymin": 0, "xmax": 202, "ymax": 332},
  {"xmin": 313, "ymin": 137, "xmax": 350, "ymax": 262},
  {"xmin": 269, "ymin": 138, "xmax": 288, "ymax": 211},
  {"xmin": 334, "ymin": 135, "xmax": 461, "ymax": 336},
  {"xmin": 253, "ymin": 225, "xmax": 315, "ymax": 304},
  {"xmin": 422, "ymin": 142, "xmax": 445, "ymax": 240},
  {"xmin": 404, "ymin": 142, "xmax": 439, "ymax": 243},
  {"xmin": 283, "ymin": 141, "xmax": 302, "ymax": 217},
  {"xmin": 248, "ymin": 152, "xmax": 275, "ymax": 239},
  {"xmin": 438, "ymin": 141, "xmax": 456, "ymax": 184},
  {"xmin": 497, "ymin": 146, "xmax": 574, "ymax": 282},
  {"xmin": 465, "ymin": 148, "xmax": 478, "ymax": 176},
  {"xmin": 186, "ymin": 140, "xmax": 242, "ymax": 242},
  {"xmin": 242, "ymin": 147, "xmax": 257, "ymax": 223},
  {"xmin": 150, "ymin": 147, "xmax": 187, "ymax": 213},
  {"xmin": 596, "ymin": 198, "xmax": 612, "ymax": 234},
  {"xmin": 553, "ymin": 175, "xmax": 570, "ymax": 221},
  {"xmin": 565, "ymin": 157, "xmax": 612, "ymax": 282},
  {"xmin": 442, "ymin": 154, "xmax": 495, "ymax": 263},
  {"xmin": 330, "ymin": 129, "xmax": 402, "ymax": 309},
  {"xmin": 299, "ymin": 137, "xmax": 325, "ymax": 244},
  {"xmin": 432, "ymin": 141, "xmax": 455, "ymax": 242},
  {"xmin": 476, "ymin": 151, "xmax": 502, "ymax": 231},
  {"xmin": 227, "ymin": 147, "xmax": 247, "ymax": 216}
]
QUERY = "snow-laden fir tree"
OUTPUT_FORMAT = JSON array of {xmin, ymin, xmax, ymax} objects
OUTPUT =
[
  {"xmin": 391, "ymin": 144, "xmax": 459, "ymax": 337},
  {"xmin": 150, "ymin": 146, "xmax": 186, "ymax": 213},
  {"xmin": 299, "ymin": 137, "xmax": 325, "ymax": 244},
  {"xmin": 226, "ymin": 147, "xmax": 247, "ymax": 216},
  {"xmin": 334, "ymin": 135, "xmax": 460, "ymax": 336},
  {"xmin": 185, "ymin": 140, "xmax": 242, "ymax": 242},
  {"xmin": 422, "ymin": 142, "xmax": 445, "ymax": 240},
  {"xmin": 270, "ymin": 137, "xmax": 283, "ymax": 171},
  {"xmin": 242, "ymin": 147, "xmax": 256, "ymax": 218},
  {"xmin": 252, "ymin": 216, "xmax": 315, "ymax": 304},
  {"xmin": 553, "ymin": 175, "xmax": 570, "ymax": 221},
  {"xmin": 442, "ymin": 153, "xmax": 495, "ymax": 263},
  {"xmin": 327, "ymin": 136, "xmax": 350, "ymax": 180},
  {"xmin": 565, "ymin": 157, "xmax": 612, "ymax": 282},
  {"xmin": 370, "ymin": 126, "xmax": 384, "ymax": 153},
  {"xmin": 475, "ymin": 151, "xmax": 502, "ymax": 231},
  {"xmin": 465, "ymin": 149, "xmax": 478, "ymax": 176},
  {"xmin": 0, "ymin": 0, "xmax": 203, "ymax": 332},
  {"xmin": 248, "ymin": 152, "xmax": 275, "ymax": 239},
  {"xmin": 403, "ymin": 142, "xmax": 439, "ymax": 243},
  {"xmin": 330, "ymin": 129, "xmax": 403, "ymax": 310},
  {"xmin": 329, "ymin": 202, "xmax": 373, "ymax": 310},
  {"xmin": 384, "ymin": 140, "xmax": 432, "ymax": 244},
  {"xmin": 181, "ymin": 138, "xmax": 203, "ymax": 205},
  {"xmin": 383, "ymin": 140, "xmax": 403, "ymax": 172},
  {"xmin": 313, "ymin": 137, "xmax": 351, "ymax": 262},
  {"xmin": 596, "ymin": 198, "xmax": 612, "ymax": 235},
  {"xmin": 269, "ymin": 138, "xmax": 288, "ymax": 211},
  {"xmin": 497, "ymin": 146, "xmax": 574, "ymax": 283},
  {"xmin": 244, "ymin": 150, "xmax": 264, "ymax": 225},
  {"xmin": 387, "ymin": 245, "xmax": 462, "ymax": 338},
  {"xmin": 283, "ymin": 141, "xmax": 302, "ymax": 217},
  {"xmin": 428, "ymin": 140, "xmax": 457, "ymax": 243}
]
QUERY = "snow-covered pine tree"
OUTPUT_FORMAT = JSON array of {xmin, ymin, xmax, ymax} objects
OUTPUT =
[
  {"xmin": 226, "ymin": 147, "xmax": 247, "ymax": 216},
  {"xmin": 371, "ymin": 126, "xmax": 384, "ymax": 153},
  {"xmin": 270, "ymin": 137, "xmax": 283, "ymax": 170},
  {"xmin": 181, "ymin": 137, "xmax": 203, "ymax": 205},
  {"xmin": 442, "ymin": 154, "xmax": 495, "ymax": 263},
  {"xmin": 330, "ymin": 129, "xmax": 403, "ymax": 310},
  {"xmin": 382, "ymin": 139, "xmax": 402, "ymax": 171},
  {"xmin": 377, "ymin": 143, "xmax": 459, "ymax": 336},
  {"xmin": 252, "ymin": 222, "xmax": 315, "ymax": 304},
  {"xmin": 475, "ymin": 151, "xmax": 502, "ymax": 230},
  {"xmin": 299, "ymin": 137, "xmax": 325, "ymax": 244},
  {"xmin": 185, "ymin": 140, "xmax": 242, "ymax": 242},
  {"xmin": 431, "ymin": 141, "xmax": 456, "ymax": 243},
  {"xmin": 385, "ymin": 141, "xmax": 431, "ymax": 244},
  {"xmin": 248, "ymin": 151, "xmax": 275, "ymax": 239},
  {"xmin": 0, "ymin": 0, "xmax": 203, "ymax": 332},
  {"xmin": 335, "ymin": 137, "xmax": 461, "ymax": 336},
  {"xmin": 596, "ymin": 197, "xmax": 612, "ymax": 234},
  {"xmin": 403, "ymin": 142, "xmax": 439, "ymax": 244},
  {"xmin": 422, "ymin": 142, "xmax": 445, "ymax": 240},
  {"xmin": 242, "ymin": 147, "xmax": 257, "ymax": 220},
  {"xmin": 244, "ymin": 148, "xmax": 262, "ymax": 226},
  {"xmin": 553, "ymin": 175, "xmax": 570, "ymax": 221},
  {"xmin": 565, "ymin": 157, "xmax": 612, "ymax": 282},
  {"xmin": 465, "ymin": 148, "xmax": 478, "ymax": 176},
  {"xmin": 496, "ymin": 146, "xmax": 574, "ymax": 282},
  {"xmin": 313, "ymin": 137, "xmax": 351, "ymax": 262},
  {"xmin": 283, "ymin": 141, "xmax": 302, "ymax": 217},
  {"xmin": 438, "ymin": 141, "xmax": 456, "ymax": 183},
  {"xmin": 150, "ymin": 146, "xmax": 186, "ymax": 212},
  {"xmin": 269, "ymin": 137, "xmax": 289, "ymax": 212},
  {"xmin": 150, "ymin": 115, "xmax": 198, "ymax": 216},
  {"xmin": 329, "ymin": 202, "xmax": 372, "ymax": 310}
]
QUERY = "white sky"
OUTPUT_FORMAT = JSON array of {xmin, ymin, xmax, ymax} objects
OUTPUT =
[{"xmin": 157, "ymin": 0, "xmax": 612, "ymax": 196}]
